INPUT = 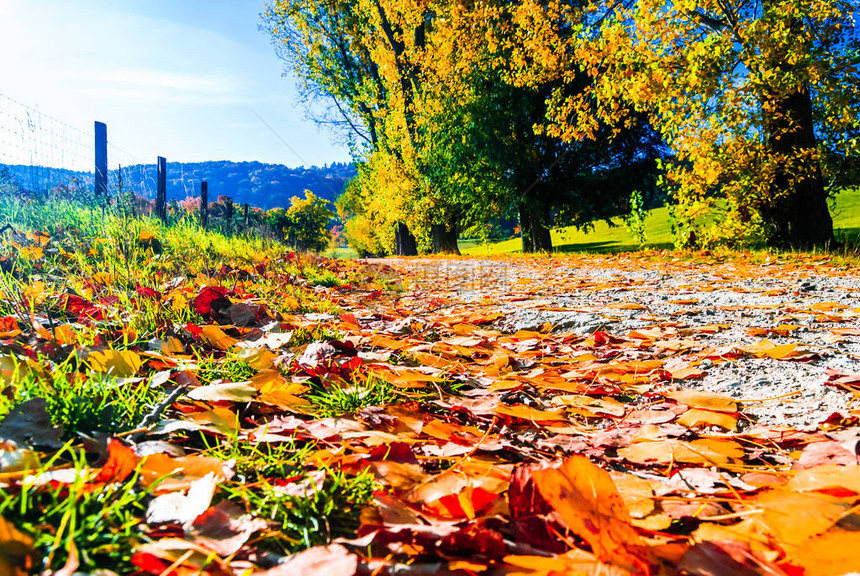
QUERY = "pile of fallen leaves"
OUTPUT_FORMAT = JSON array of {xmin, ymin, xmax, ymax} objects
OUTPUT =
[{"xmin": 1, "ymin": 226, "xmax": 859, "ymax": 576}]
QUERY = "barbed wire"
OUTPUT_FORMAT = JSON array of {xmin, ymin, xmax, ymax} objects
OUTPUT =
[{"xmin": 0, "ymin": 92, "xmax": 157, "ymax": 198}]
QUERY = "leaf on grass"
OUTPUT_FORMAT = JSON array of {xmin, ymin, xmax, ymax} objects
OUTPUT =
[
  {"xmin": 531, "ymin": 455, "xmax": 654, "ymax": 574},
  {"xmin": 187, "ymin": 381, "xmax": 257, "ymax": 403},
  {"xmin": 132, "ymin": 538, "xmax": 232, "ymax": 576},
  {"xmin": 375, "ymin": 367, "xmax": 444, "ymax": 388},
  {"xmin": 187, "ymin": 502, "xmax": 268, "ymax": 557},
  {"xmin": 0, "ymin": 398, "xmax": 62, "ymax": 449},
  {"xmin": 146, "ymin": 472, "xmax": 217, "ymax": 526},
  {"xmin": 0, "ymin": 514, "xmax": 36, "ymax": 576},
  {"xmin": 198, "ymin": 325, "xmax": 238, "ymax": 350},
  {"xmin": 88, "ymin": 349, "xmax": 144, "ymax": 377},
  {"xmin": 138, "ymin": 454, "xmax": 233, "ymax": 493},
  {"xmin": 93, "ymin": 438, "xmax": 137, "ymax": 484},
  {"xmin": 0, "ymin": 317, "xmax": 20, "ymax": 339},
  {"xmin": 193, "ymin": 286, "xmax": 228, "ymax": 316}
]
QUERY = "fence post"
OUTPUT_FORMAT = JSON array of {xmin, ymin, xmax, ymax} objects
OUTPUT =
[
  {"xmin": 200, "ymin": 181, "xmax": 208, "ymax": 228},
  {"xmin": 94, "ymin": 121, "xmax": 108, "ymax": 198},
  {"xmin": 225, "ymin": 197, "xmax": 233, "ymax": 233},
  {"xmin": 243, "ymin": 203, "xmax": 249, "ymax": 228},
  {"xmin": 156, "ymin": 156, "xmax": 167, "ymax": 222}
]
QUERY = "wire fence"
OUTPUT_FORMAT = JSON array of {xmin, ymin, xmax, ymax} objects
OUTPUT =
[{"xmin": 0, "ymin": 93, "xmax": 156, "ymax": 199}]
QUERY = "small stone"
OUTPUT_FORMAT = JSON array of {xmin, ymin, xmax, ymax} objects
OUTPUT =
[{"xmin": 700, "ymin": 358, "xmax": 713, "ymax": 368}]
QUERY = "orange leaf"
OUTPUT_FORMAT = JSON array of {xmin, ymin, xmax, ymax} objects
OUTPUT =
[
  {"xmin": 94, "ymin": 439, "xmax": 137, "ymax": 484},
  {"xmin": 531, "ymin": 456, "xmax": 653, "ymax": 573},
  {"xmin": 139, "ymin": 454, "xmax": 233, "ymax": 493},
  {"xmin": 666, "ymin": 390, "xmax": 737, "ymax": 412},
  {"xmin": 676, "ymin": 408, "xmax": 738, "ymax": 431},
  {"xmin": 494, "ymin": 404, "xmax": 568, "ymax": 423}
]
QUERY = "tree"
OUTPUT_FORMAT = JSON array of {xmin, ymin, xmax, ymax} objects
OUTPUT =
[
  {"xmin": 528, "ymin": 0, "xmax": 859, "ymax": 248},
  {"xmin": 284, "ymin": 191, "xmax": 334, "ymax": 252},
  {"xmin": 264, "ymin": 1, "xmax": 666, "ymax": 253}
]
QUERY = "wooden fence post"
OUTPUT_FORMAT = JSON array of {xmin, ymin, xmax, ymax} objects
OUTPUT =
[
  {"xmin": 225, "ymin": 197, "xmax": 233, "ymax": 233},
  {"xmin": 156, "ymin": 156, "xmax": 167, "ymax": 222},
  {"xmin": 200, "ymin": 181, "xmax": 208, "ymax": 228},
  {"xmin": 94, "ymin": 121, "xmax": 108, "ymax": 198}
]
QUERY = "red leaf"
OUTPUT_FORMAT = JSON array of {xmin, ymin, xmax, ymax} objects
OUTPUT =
[
  {"xmin": 439, "ymin": 524, "xmax": 506, "ymax": 560},
  {"xmin": 508, "ymin": 463, "xmax": 569, "ymax": 553},
  {"xmin": 136, "ymin": 284, "xmax": 161, "ymax": 300},
  {"xmin": 193, "ymin": 286, "xmax": 228, "ymax": 316}
]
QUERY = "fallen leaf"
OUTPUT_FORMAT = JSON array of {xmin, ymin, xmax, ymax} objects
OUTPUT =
[
  {"xmin": 256, "ymin": 544, "xmax": 357, "ymax": 576},
  {"xmin": 531, "ymin": 455, "xmax": 654, "ymax": 573}
]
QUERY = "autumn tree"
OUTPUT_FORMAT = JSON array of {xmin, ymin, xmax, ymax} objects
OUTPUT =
[
  {"xmin": 424, "ymin": 1, "xmax": 665, "ymax": 251},
  {"xmin": 271, "ymin": 190, "xmax": 334, "ymax": 252},
  {"xmin": 525, "ymin": 0, "xmax": 859, "ymax": 248}
]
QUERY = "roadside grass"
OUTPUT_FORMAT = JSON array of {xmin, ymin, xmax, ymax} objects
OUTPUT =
[
  {"xmin": 220, "ymin": 468, "xmax": 377, "ymax": 555},
  {"xmin": 0, "ymin": 192, "xmax": 390, "ymax": 569},
  {"xmin": 462, "ymin": 187, "xmax": 860, "ymax": 255},
  {"xmin": 0, "ymin": 444, "xmax": 151, "ymax": 573},
  {"xmin": 0, "ymin": 361, "xmax": 165, "ymax": 440}
]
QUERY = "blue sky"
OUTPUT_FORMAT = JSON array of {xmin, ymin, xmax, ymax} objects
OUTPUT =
[{"xmin": 0, "ymin": 0, "xmax": 351, "ymax": 168}]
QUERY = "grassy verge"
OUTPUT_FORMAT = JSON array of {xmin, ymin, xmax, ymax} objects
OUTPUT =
[{"xmin": 462, "ymin": 187, "xmax": 860, "ymax": 255}]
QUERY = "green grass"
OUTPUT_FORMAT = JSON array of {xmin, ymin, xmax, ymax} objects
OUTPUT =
[
  {"xmin": 0, "ymin": 445, "xmax": 151, "ymax": 572},
  {"xmin": 306, "ymin": 374, "xmax": 399, "ymax": 417},
  {"xmin": 462, "ymin": 187, "xmax": 860, "ymax": 255},
  {"xmin": 327, "ymin": 246, "xmax": 359, "ymax": 260},
  {"xmin": 0, "ymin": 359, "xmax": 165, "ymax": 440},
  {"xmin": 221, "ymin": 468, "xmax": 377, "ymax": 554}
]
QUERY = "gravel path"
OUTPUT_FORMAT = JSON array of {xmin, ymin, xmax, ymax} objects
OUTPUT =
[{"xmin": 376, "ymin": 254, "xmax": 860, "ymax": 430}]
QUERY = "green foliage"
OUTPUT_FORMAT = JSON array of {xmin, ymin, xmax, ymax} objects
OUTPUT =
[
  {"xmin": 306, "ymin": 374, "xmax": 399, "ymax": 417},
  {"xmin": 623, "ymin": 190, "xmax": 648, "ymax": 249},
  {"xmin": 280, "ymin": 191, "xmax": 334, "ymax": 252},
  {"xmin": 196, "ymin": 357, "xmax": 258, "ymax": 385},
  {"xmin": 222, "ymin": 468, "xmax": 376, "ymax": 554},
  {"xmin": 199, "ymin": 430, "xmax": 312, "ymax": 481},
  {"xmin": 0, "ymin": 364, "xmax": 164, "ymax": 440},
  {"xmin": 0, "ymin": 445, "xmax": 150, "ymax": 572}
]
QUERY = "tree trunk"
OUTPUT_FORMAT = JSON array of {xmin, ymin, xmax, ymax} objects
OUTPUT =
[
  {"xmin": 519, "ymin": 206, "xmax": 534, "ymax": 253},
  {"xmin": 761, "ymin": 85, "xmax": 834, "ymax": 249},
  {"xmin": 394, "ymin": 222, "xmax": 418, "ymax": 256},
  {"xmin": 519, "ymin": 203, "xmax": 552, "ymax": 252},
  {"xmin": 431, "ymin": 223, "xmax": 460, "ymax": 254}
]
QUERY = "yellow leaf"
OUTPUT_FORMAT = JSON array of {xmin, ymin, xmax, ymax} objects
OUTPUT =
[
  {"xmin": 199, "ymin": 325, "xmax": 237, "ymax": 350},
  {"xmin": 788, "ymin": 465, "xmax": 860, "ymax": 494},
  {"xmin": 494, "ymin": 404, "xmax": 567, "ymax": 423},
  {"xmin": 789, "ymin": 529, "xmax": 860, "ymax": 576},
  {"xmin": 88, "ymin": 349, "xmax": 144, "ymax": 377}
]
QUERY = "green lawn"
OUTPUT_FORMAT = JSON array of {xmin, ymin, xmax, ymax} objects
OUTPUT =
[{"xmin": 462, "ymin": 187, "xmax": 860, "ymax": 255}]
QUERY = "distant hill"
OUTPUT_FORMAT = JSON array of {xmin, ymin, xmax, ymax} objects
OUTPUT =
[{"xmin": 0, "ymin": 161, "xmax": 355, "ymax": 210}]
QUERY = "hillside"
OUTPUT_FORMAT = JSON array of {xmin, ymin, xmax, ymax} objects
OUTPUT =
[{"xmin": 0, "ymin": 161, "xmax": 355, "ymax": 209}]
